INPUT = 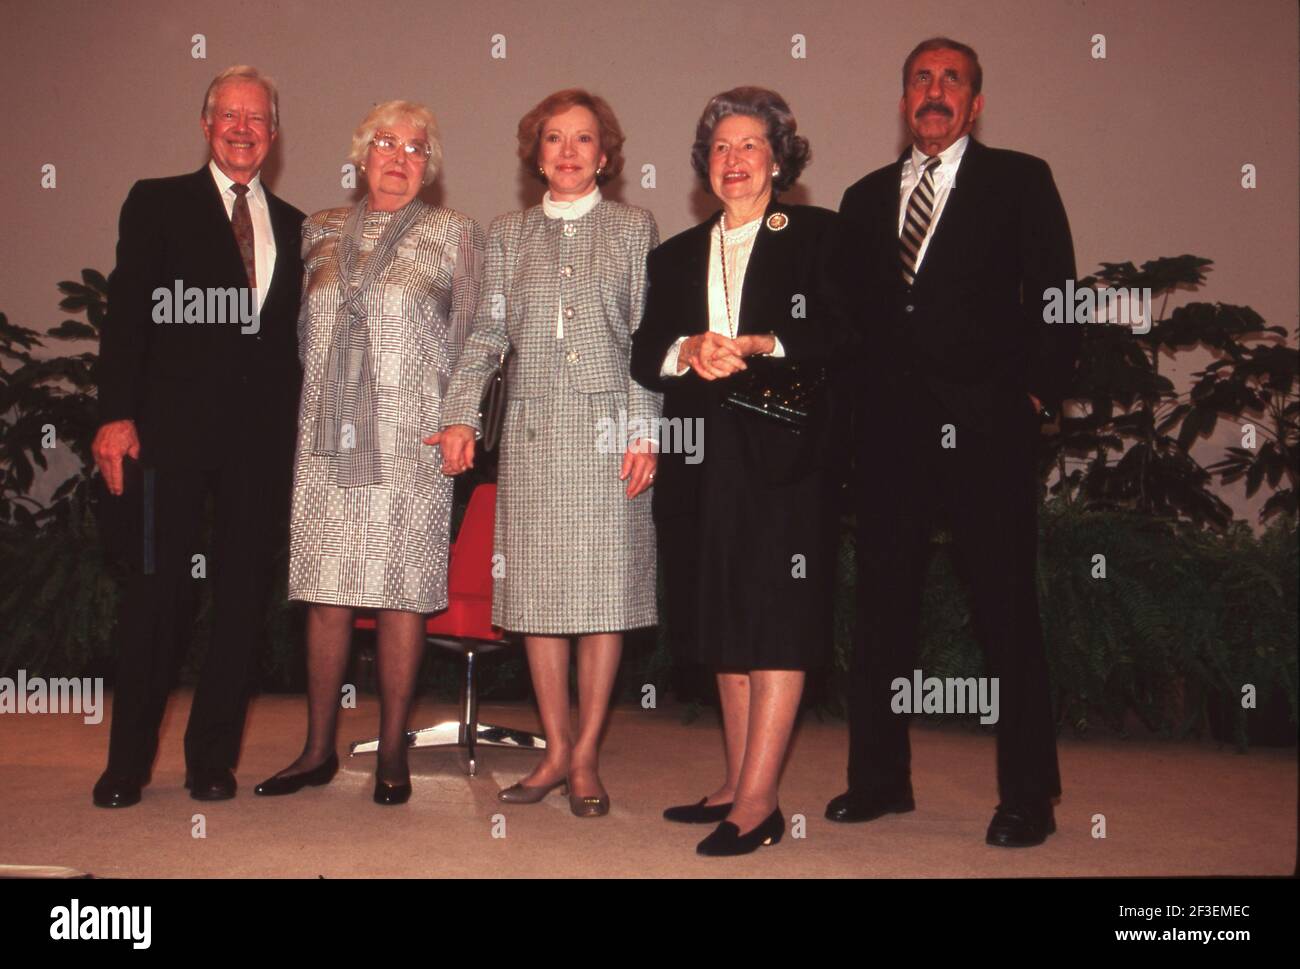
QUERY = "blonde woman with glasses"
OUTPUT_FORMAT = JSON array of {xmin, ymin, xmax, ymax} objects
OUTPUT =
[{"xmin": 255, "ymin": 100, "xmax": 485, "ymax": 806}]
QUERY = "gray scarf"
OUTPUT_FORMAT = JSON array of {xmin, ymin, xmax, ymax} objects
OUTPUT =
[{"xmin": 312, "ymin": 198, "xmax": 425, "ymax": 486}]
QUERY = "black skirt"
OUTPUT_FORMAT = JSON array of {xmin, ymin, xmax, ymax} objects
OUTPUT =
[{"xmin": 658, "ymin": 403, "xmax": 835, "ymax": 671}]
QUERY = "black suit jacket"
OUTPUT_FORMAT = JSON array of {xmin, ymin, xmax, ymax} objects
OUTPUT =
[
  {"xmin": 630, "ymin": 199, "xmax": 851, "ymax": 520},
  {"xmin": 98, "ymin": 166, "xmax": 305, "ymax": 468},
  {"xmin": 836, "ymin": 137, "xmax": 1079, "ymax": 434}
]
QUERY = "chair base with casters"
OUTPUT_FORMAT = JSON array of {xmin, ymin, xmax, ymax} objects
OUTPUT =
[
  {"xmin": 348, "ymin": 635, "xmax": 545, "ymax": 776},
  {"xmin": 347, "ymin": 484, "xmax": 545, "ymax": 777}
]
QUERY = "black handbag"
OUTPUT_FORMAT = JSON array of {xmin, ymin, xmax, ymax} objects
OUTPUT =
[
  {"xmin": 477, "ymin": 348, "xmax": 508, "ymax": 453},
  {"xmin": 721, "ymin": 357, "xmax": 826, "ymax": 431}
]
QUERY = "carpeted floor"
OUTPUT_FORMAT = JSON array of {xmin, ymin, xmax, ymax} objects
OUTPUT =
[{"xmin": 0, "ymin": 690, "xmax": 1294, "ymax": 878}]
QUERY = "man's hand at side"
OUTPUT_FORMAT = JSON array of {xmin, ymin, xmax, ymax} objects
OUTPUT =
[{"xmin": 92, "ymin": 420, "xmax": 141, "ymax": 496}]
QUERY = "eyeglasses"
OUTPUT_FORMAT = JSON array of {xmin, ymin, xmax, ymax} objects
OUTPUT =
[{"xmin": 371, "ymin": 133, "xmax": 432, "ymax": 159}]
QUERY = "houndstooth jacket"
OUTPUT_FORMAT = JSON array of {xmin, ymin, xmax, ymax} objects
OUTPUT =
[{"xmin": 442, "ymin": 199, "xmax": 662, "ymax": 434}]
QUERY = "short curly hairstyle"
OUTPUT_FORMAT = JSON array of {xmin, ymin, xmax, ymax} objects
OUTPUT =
[
  {"xmin": 690, "ymin": 87, "xmax": 810, "ymax": 195},
  {"xmin": 517, "ymin": 89, "xmax": 625, "ymax": 185},
  {"xmin": 349, "ymin": 100, "xmax": 443, "ymax": 186}
]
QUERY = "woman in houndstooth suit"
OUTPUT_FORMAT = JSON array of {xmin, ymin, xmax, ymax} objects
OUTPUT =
[
  {"xmin": 255, "ymin": 101, "xmax": 484, "ymax": 806},
  {"xmin": 435, "ymin": 89, "xmax": 660, "ymax": 817}
]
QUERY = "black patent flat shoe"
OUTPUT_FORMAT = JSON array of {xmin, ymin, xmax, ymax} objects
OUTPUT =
[
  {"xmin": 696, "ymin": 808, "xmax": 784, "ymax": 857},
  {"xmin": 254, "ymin": 753, "xmax": 340, "ymax": 796},
  {"xmin": 663, "ymin": 797, "xmax": 733, "ymax": 824}
]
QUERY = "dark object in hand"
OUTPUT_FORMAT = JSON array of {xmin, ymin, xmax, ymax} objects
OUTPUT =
[{"xmin": 721, "ymin": 357, "xmax": 826, "ymax": 431}]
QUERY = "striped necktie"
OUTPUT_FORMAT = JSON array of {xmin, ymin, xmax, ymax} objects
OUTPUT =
[
  {"xmin": 230, "ymin": 182, "xmax": 257, "ymax": 288},
  {"xmin": 899, "ymin": 156, "xmax": 941, "ymax": 286}
]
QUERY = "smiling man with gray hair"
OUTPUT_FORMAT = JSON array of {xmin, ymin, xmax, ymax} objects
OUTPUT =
[{"xmin": 91, "ymin": 65, "xmax": 305, "ymax": 807}]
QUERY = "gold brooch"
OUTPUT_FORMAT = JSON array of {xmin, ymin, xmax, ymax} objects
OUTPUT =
[{"xmin": 766, "ymin": 212, "xmax": 789, "ymax": 231}]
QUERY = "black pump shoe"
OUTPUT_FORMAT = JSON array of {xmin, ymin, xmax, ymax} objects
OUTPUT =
[
  {"xmin": 373, "ymin": 775, "xmax": 412, "ymax": 805},
  {"xmin": 696, "ymin": 808, "xmax": 784, "ymax": 856},
  {"xmin": 664, "ymin": 797, "xmax": 733, "ymax": 824},
  {"xmin": 254, "ymin": 753, "xmax": 340, "ymax": 796}
]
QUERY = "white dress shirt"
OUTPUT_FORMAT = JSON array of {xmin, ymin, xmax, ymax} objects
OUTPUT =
[
  {"xmin": 660, "ymin": 213, "xmax": 785, "ymax": 377},
  {"xmin": 208, "ymin": 160, "xmax": 276, "ymax": 310},
  {"xmin": 897, "ymin": 134, "xmax": 969, "ymax": 275},
  {"xmin": 542, "ymin": 185, "xmax": 602, "ymax": 338}
]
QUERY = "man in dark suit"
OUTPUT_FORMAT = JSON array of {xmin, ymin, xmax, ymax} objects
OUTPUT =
[
  {"xmin": 91, "ymin": 65, "xmax": 305, "ymax": 807},
  {"xmin": 827, "ymin": 38, "xmax": 1080, "ymax": 846}
]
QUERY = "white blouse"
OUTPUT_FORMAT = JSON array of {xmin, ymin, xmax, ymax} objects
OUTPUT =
[
  {"xmin": 660, "ymin": 213, "xmax": 784, "ymax": 377},
  {"xmin": 542, "ymin": 186, "xmax": 602, "ymax": 338}
]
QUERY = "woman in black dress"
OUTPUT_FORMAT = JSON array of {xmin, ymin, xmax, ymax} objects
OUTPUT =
[{"xmin": 630, "ymin": 87, "xmax": 848, "ymax": 856}]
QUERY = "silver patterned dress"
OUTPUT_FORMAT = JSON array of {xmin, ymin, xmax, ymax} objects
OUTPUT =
[
  {"xmin": 441, "ymin": 195, "xmax": 661, "ymax": 634},
  {"xmin": 288, "ymin": 202, "xmax": 485, "ymax": 612}
]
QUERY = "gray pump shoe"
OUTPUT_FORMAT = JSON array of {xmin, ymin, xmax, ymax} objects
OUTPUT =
[{"xmin": 498, "ymin": 777, "xmax": 568, "ymax": 803}]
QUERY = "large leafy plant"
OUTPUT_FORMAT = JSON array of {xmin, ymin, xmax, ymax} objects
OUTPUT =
[
  {"xmin": 0, "ymin": 270, "xmax": 106, "ymax": 527},
  {"xmin": 1044, "ymin": 256, "xmax": 1296, "ymax": 528},
  {"xmin": 0, "ymin": 271, "xmax": 117, "ymax": 677}
]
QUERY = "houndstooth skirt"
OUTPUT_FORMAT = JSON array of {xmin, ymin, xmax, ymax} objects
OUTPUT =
[{"xmin": 491, "ymin": 344, "xmax": 657, "ymax": 634}]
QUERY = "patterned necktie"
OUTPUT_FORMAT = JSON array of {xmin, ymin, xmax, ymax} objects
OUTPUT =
[
  {"xmin": 899, "ymin": 156, "xmax": 942, "ymax": 286},
  {"xmin": 230, "ymin": 182, "xmax": 257, "ymax": 288}
]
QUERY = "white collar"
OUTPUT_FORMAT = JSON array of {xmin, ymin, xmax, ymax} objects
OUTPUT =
[
  {"xmin": 908, "ymin": 134, "xmax": 969, "ymax": 181},
  {"xmin": 543, "ymin": 186, "xmax": 601, "ymax": 221},
  {"xmin": 208, "ymin": 159, "xmax": 264, "ymax": 200},
  {"xmin": 718, "ymin": 213, "xmax": 762, "ymax": 243}
]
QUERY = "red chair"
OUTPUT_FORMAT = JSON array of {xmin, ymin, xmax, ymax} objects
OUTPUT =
[{"xmin": 348, "ymin": 483, "xmax": 545, "ymax": 775}]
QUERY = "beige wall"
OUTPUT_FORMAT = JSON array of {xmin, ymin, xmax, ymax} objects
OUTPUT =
[{"xmin": 4, "ymin": 0, "xmax": 1297, "ymax": 519}]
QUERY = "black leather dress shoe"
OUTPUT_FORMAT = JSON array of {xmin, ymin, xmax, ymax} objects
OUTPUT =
[
  {"xmin": 93, "ymin": 771, "xmax": 143, "ymax": 808},
  {"xmin": 986, "ymin": 801, "xmax": 1055, "ymax": 847},
  {"xmin": 254, "ymin": 754, "xmax": 340, "ymax": 796},
  {"xmin": 189, "ymin": 767, "xmax": 237, "ymax": 801},
  {"xmin": 663, "ymin": 797, "xmax": 733, "ymax": 824},
  {"xmin": 696, "ymin": 808, "xmax": 784, "ymax": 857},
  {"xmin": 373, "ymin": 775, "xmax": 412, "ymax": 805},
  {"xmin": 824, "ymin": 787, "xmax": 915, "ymax": 823}
]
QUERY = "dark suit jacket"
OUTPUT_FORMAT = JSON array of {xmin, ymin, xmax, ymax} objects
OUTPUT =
[
  {"xmin": 836, "ymin": 137, "xmax": 1079, "ymax": 434},
  {"xmin": 630, "ymin": 199, "xmax": 851, "ymax": 520},
  {"xmin": 98, "ymin": 166, "xmax": 305, "ymax": 468}
]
